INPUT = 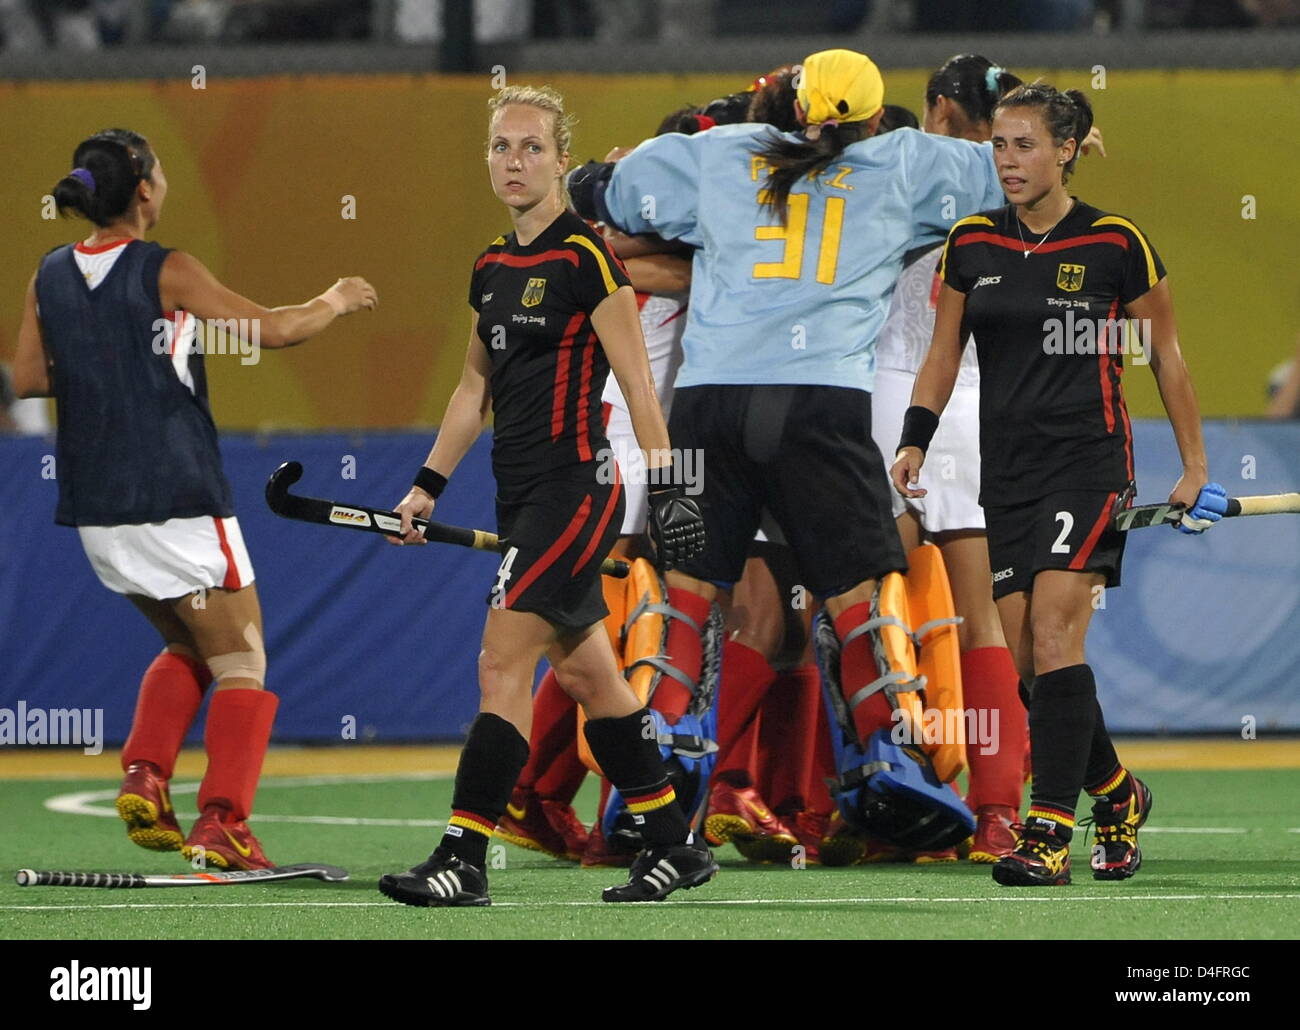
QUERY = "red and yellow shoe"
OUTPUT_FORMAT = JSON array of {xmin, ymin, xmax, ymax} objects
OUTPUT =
[
  {"xmin": 790, "ymin": 810, "xmax": 828, "ymax": 865},
  {"xmin": 911, "ymin": 846, "xmax": 959, "ymax": 864},
  {"xmin": 181, "ymin": 806, "xmax": 273, "ymax": 871},
  {"xmin": 704, "ymin": 781, "xmax": 798, "ymax": 854},
  {"xmin": 580, "ymin": 820, "xmax": 636, "ymax": 868},
  {"xmin": 818, "ymin": 810, "xmax": 868, "ymax": 867},
  {"xmin": 116, "ymin": 761, "xmax": 182, "ymax": 852},
  {"xmin": 496, "ymin": 788, "xmax": 584, "ymax": 861},
  {"xmin": 969, "ymin": 804, "xmax": 1019, "ymax": 863}
]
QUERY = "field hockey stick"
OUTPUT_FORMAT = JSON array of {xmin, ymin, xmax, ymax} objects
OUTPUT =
[
  {"xmin": 265, "ymin": 461, "xmax": 632, "ymax": 579},
  {"xmin": 1113, "ymin": 492, "xmax": 1300, "ymax": 532},
  {"xmin": 15, "ymin": 863, "xmax": 349, "ymax": 888}
]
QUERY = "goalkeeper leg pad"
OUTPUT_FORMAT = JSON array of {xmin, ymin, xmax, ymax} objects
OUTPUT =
[
  {"xmin": 814, "ymin": 607, "xmax": 974, "ymax": 851},
  {"xmin": 905, "ymin": 543, "xmax": 966, "ymax": 783}
]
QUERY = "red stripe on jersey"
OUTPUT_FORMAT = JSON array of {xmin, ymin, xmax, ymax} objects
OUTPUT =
[
  {"xmin": 572, "ymin": 465, "xmax": 622, "ymax": 574},
  {"xmin": 474, "ymin": 249, "xmax": 580, "ymax": 272},
  {"xmin": 552, "ymin": 313, "xmax": 585, "ymax": 441},
  {"xmin": 1098, "ymin": 300, "xmax": 1118, "ymax": 433},
  {"xmin": 74, "ymin": 238, "xmax": 132, "ymax": 255},
  {"xmin": 1069, "ymin": 492, "xmax": 1118, "ymax": 570},
  {"xmin": 575, "ymin": 328, "xmax": 595, "ymax": 461},
  {"xmin": 505, "ymin": 495, "xmax": 593, "ymax": 606},
  {"xmin": 954, "ymin": 230, "xmax": 1129, "ymax": 257},
  {"xmin": 213, "ymin": 518, "xmax": 242, "ymax": 590}
]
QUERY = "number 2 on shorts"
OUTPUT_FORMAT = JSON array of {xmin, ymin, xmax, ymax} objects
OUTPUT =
[{"xmin": 1052, "ymin": 511, "xmax": 1074, "ymax": 554}]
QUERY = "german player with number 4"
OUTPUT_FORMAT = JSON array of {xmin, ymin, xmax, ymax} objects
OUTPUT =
[
  {"xmin": 892, "ymin": 83, "xmax": 1226, "ymax": 886},
  {"xmin": 378, "ymin": 86, "xmax": 713, "ymax": 907}
]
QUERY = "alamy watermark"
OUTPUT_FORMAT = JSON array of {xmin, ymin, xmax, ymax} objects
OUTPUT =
[
  {"xmin": 596, "ymin": 443, "xmax": 704, "ymax": 495},
  {"xmin": 1042, "ymin": 309, "xmax": 1151, "ymax": 365},
  {"xmin": 891, "ymin": 705, "xmax": 1000, "ymax": 756},
  {"xmin": 0, "ymin": 701, "xmax": 103, "ymax": 755},
  {"xmin": 151, "ymin": 317, "xmax": 261, "ymax": 366}
]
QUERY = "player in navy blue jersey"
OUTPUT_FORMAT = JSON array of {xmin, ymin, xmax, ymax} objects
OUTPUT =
[
  {"xmin": 12, "ymin": 128, "xmax": 376, "ymax": 870},
  {"xmin": 377, "ymin": 85, "xmax": 714, "ymax": 907},
  {"xmin": 893, "ymin": 83, "xmax": 1227, "ymax": 886}
]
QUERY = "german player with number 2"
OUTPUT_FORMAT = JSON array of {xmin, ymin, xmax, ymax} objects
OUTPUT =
[
  {"xmin": 378, "ymin": 86, "xmax": 714, "ymax": 907},
  {"xmin": 892, "ymin": 83, "xmax": 1227, "ymax": 886}
]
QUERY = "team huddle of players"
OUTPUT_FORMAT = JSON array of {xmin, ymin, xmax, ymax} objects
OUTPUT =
[{"xmin": 499, "ymin": 59, "xmax": 1032, "ymax": 871}]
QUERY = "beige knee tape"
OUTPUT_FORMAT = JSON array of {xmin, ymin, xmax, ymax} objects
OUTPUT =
[{"xmin": 206, "ymin": 623, "xmax": 266, "ymax": 685}]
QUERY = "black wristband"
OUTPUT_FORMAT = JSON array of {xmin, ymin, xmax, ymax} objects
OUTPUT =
[
  {"xmin": 413, "ymin": 466, "xmax": 447, "ymax": 499},
  {"xmin": 898, "ymin": 406, "xmax": 940, "ymax": 455}
]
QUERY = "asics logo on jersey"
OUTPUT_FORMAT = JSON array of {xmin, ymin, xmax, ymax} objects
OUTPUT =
[{"xmin": 973, "ymin": 275, "xmax": 1002, "ymax": 289}]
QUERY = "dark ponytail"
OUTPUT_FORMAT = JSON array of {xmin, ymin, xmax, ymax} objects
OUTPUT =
[
  {"xmin": 925, "ymin": 53, "xmax": 1023, "ymax": 128},
  {"xmin": 995, "ymin": 81, "xmax": 1092, "ymax": 182},
  {"xmin": 51, "ymin": 128, "xmax": 156, "ymax": 228},
  {"xmin": 756, "ymin": 120, "xmax": 869, "ymax": 225}
]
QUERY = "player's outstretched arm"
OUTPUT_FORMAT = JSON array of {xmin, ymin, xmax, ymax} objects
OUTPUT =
[
  {"xmin": 392, "ymin": 313, "xmax": 492, "ymax": 545},
  {"xmin": 1126, "ymin": 279, "xmax": 1211, "ymax": 508},
  {"xmin": 12, "ymin": 273, "xmax": 50, "ymax": 398},
  {"xmin": 891, "ymin": 282, "xmax": 966, "ymax": 498},
  {"xmin": 159, "ymin": 251, "xmax": 377, "ymax": 349}
]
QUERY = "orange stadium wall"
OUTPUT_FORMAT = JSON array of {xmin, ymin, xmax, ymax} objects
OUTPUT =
[{"xmin": 2, "ymin": 70, "xmax": 1295, "ymax": 428}]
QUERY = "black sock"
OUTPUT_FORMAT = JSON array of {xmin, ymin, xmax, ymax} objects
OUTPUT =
[
  {"xmin": 1024, "ymin": 664, "xmax": 1099, "ymax": 842},
  {"xmin": 584, "ymin": 708, "xmax": 690, "ymax": 847},
  {"xmin": 1083, "ymin": 701, "xmax": 1132, "ymax": 807},
  {"xmin": 438, "ymin": 713, "xmax": 530, "ymax": 868}
]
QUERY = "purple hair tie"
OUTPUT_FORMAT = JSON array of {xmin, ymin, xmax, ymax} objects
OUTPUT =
[{"xmin": 70, "ymin": 168, "xmax": 96, "ymax": 192}]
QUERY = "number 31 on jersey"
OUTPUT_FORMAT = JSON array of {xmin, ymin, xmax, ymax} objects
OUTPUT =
[{"xmin": 753, "ymin": 190, "xmax": 846, "ymax": 286}]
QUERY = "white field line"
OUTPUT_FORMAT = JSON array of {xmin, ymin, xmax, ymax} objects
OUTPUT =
[
  {"xmin": 44, "ymin": 772, "xmax": 451, "ymax": 827},
  {"xmin": 5, "ymin": 893, "xmax": 1300, "ymax": 914}
]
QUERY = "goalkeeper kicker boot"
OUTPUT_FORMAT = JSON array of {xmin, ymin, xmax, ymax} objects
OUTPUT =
[
  {"xmin": 601, "ymin": 837, "xmax": 719, "ymax": 902},
  {"xmin": 378, "ymin": 849, "xmax": 490, "ymax": 907},
  {"xmin": 1089, "ymin": 777, "xmax": 1153, "ymax": 881},
  {"xmin": 116, "ymin": 761, "xmax": 183, "ymax": 852},
  {"xmin": 182, "ymin": 805, "xmax": 273, "ymax": 871},
  {"xmin": 991, "ymin": 819, "xmax": 1071, "ymax": 886}
]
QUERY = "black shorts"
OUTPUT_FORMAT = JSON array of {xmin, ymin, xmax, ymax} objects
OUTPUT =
[
  {"xmin": 984, "ymin": 489, "xmax": 1129, "ymax": 600},
  {"xmin": 489, "ymin": 469, "xmax": 624, "ymax": 631},
  {"xmin": 668, "ymin": 384, "xmax": 906, "ymax": 599}
]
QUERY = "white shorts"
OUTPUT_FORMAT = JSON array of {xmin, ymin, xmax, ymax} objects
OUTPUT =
[
  {"xmin": 78, "ymin": 515, "xmax": 256, "ymax": 600},
  {"xmin": 871, "ymin": 367, "xmax": 985, "ymax": 534}
]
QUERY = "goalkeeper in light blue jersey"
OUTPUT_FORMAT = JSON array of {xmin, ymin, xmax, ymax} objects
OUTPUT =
[{"xmin": 567, "ymin": 49, "xmax": 1010, "ymax": 857}]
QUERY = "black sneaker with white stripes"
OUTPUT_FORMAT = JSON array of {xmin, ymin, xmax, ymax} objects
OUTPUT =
[
  {"xmin": 601, "ymin": 838, "xmax": 719, "ymax": 903},
  {"xmin": 378, "ymin": 850, "xmax": 490, "ymax": 907}
]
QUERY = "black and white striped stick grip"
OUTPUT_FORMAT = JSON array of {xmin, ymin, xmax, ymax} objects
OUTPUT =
[{"xmin": 16, "ymin": 870, "xmax": 146, "ymax": 887}]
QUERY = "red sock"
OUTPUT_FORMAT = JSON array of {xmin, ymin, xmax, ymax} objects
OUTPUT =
[
  {"xmin": 715, "ymin": 639, "xmax": 778, "ymax": 772},
  {"xmin": 198, "ymin": 688, "xmax": 278, "ymax": 822},
  {"xmin": 717, "ymin": 716, "xmax": 759, "ymax": 789},
  {"xmin": 517, "ymin": 669, "xmax": 577, "ymax": 792},
  {"xmin": 833, "ymin": 602, "xmax": 894, "ymax": 742},
  {"xmin": 757, "ymin": 669, "xmax": 805, "ymax": 811},
  {"xmin": 654, "ymin": 588, "xmax": 713, "ymax": 723},
  {"xmin": 122, "ymin": 651, "xmax": 211, "ymax": 779},
  {"xmin": 534, "ymin": 743, "xmax": 589, "ymax": 804},
  {"xmin": 804, "ymin": 667, "xmax": 836, "ymax": 816},
  {"xmin": 961, "ymin": 646, "xmax": 1026, "ymax": 811}
]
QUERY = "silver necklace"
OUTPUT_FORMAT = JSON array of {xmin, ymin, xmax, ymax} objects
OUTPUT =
[{"xmin": 1014, "ymin": 201, "xmax": 1074, "ymax": 258}]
